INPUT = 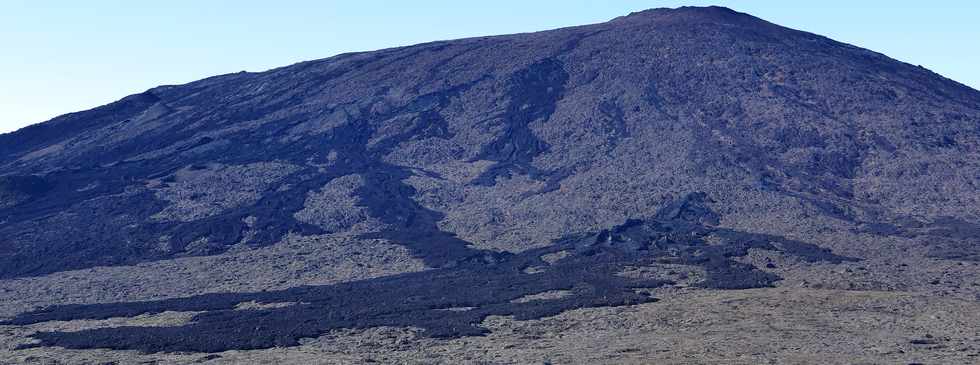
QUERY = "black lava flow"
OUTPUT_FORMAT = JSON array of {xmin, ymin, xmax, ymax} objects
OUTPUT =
[{"xmin": 4, "ymin": 193, "xmax": 857, "ymax": 353}]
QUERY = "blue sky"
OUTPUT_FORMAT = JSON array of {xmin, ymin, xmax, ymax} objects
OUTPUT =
[{"xmin": 1, "ymin": 1, "xmax": 978, "ymax": 133}]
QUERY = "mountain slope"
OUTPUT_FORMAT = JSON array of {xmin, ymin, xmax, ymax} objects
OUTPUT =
[{"xmin": 1, "ymin": 6, "xmax": 979, "ymax": 360}]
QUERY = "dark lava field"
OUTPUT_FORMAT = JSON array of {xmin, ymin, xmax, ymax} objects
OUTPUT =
[{"xmin": 1, "ymin": 6, "xmax": 979, "ymax": 364}]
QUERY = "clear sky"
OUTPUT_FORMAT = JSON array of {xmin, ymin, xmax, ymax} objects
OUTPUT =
[{"xmin": 1, "ymin": 1, "xmax": 978, "ymax": 134}]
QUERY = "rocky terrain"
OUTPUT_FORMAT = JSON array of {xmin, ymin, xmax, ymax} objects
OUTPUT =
[{"xmin": 1, "ymin": 6, "xmax": 979, "ymax": 364}]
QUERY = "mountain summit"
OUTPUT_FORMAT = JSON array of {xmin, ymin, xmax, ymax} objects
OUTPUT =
[{"xmin": 1, "ymin": 6, "xmax": 979, "ymax": 363}]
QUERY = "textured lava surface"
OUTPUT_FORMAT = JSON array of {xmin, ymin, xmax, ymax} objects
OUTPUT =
[{"xmin": 0, "ymin": 6, "xmax": 978, "ymax": 356}]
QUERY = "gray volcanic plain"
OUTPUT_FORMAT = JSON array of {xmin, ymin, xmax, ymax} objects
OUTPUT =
[{"xmin": 1, "ymin": 6, "xmax": 979, "ymax": 364}]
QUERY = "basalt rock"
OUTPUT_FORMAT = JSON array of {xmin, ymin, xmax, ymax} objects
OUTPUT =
[
  {"xmin": 7, "ymin": 193, "xmax": 856, "ymax": 353},
  {"xmin": 0, "ymin": 5, "xmax": 978, "ymax": 356}
]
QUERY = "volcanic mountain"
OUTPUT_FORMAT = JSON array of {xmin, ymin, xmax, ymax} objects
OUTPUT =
[{"xmin": 1, "ymin": 6, "xmax": 979, "ymax": 364}]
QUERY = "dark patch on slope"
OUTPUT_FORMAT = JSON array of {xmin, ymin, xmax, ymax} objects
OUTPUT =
[
  {"xmin": 0, "ymin": 190, "xmax": 172, "ymax": 277},
  {"xmin": 0, "ymin": 128, "xmax": 334, "ymax": 277},
  {"xmin": 352, "ymin": 160, "xmax": 490, "ymax": 268},
  {"xmin": 0, "ymin": 73, "xmax": 494, "ymax": 278},
  {"xmin": 7, "ymin": 193, "xmax": 856, "ymax": 353},
  {"xmin": 349, "ymin": 76, "xmax": 496, "ymax": 267},
  {"xmin": 472, "ymin": 58, "xmax": 569, "ymax": 186},
  {"xmin": 858, "ymin": 216, "xmax": 980, "ymax": 262}
]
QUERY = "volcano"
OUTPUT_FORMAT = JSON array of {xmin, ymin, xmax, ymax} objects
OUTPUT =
[{"xmin": 1, "ymin": 6, "xmax": 979, "ymax": 364}]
